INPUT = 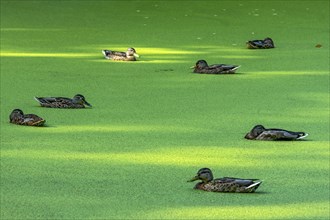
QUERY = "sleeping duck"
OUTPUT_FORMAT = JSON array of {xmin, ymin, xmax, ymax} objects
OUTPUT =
[
  {"xmin": 245, "ymin": 125, "xmax": 308, "ymax": 141},
  {"xmin": 246, "ymin": 37, "xmax": 275, "ymax": 49},
  {"xmin": 9, "ymin": 109, "xmax": 45, "ymax": 126}
]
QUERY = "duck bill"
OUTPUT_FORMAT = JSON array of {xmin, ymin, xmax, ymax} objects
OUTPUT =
[
  {"xmin": 187, "ymin": 176, "xmax": 199, "ymax": 182},
  {"xmin": 244, "ymin": 132, "xmax": 254, "ymax": 139},
  {"xmin": 84, "ymin": 100, "xmax": 92, "ymax": 107},
  {"xmin": 133, "ymin": 53, "xmax": 140, "ymax": 58},
  {"xmin": 190, "ymin": 65, "xmax": 196, "ymax": 69}
]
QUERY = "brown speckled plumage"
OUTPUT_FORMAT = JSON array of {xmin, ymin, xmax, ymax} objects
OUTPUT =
[
  {"xmin": 34, "ymin": 94, "xmax": 92, "ymax": 108},
  {"xmin": 102, "ymin": 48, "xmax": 139, "ymax": 61},
  {"xmin": 188, "ymin": 168, "xmax": 262, "ymax": 193},
  {"xmin": 9, "ymin": 109, "xmax": 45, "ymax": 126}
]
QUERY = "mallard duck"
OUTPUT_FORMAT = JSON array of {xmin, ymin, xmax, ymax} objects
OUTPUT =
[
  {"xmin": 245, "ymin": 125, "xmax": 308, "ymax": 140},
  {"xmin": 188, "ymin": 168, "xmax": 262, "ymax": 193},
  {"xmin": 246, "ymin": 37, "xmax": 275, "ymax": 49},
  {"xmin": 192, "ymin": 60, "xmax": 240, "ymax": 74},
  {"xmin": 34, "ymin": 94, "xmax": 92, "ymax": 108},
  {"xmin": 102, "ymin": 47, "xmax": 139, "ymax": 61},
  {"xmin": 9, "ymin": 109, "xmax": 45, "ymax": 126}
]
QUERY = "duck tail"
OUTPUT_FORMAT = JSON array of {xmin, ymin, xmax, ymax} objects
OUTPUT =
[
  {"xmin": 246, "ymin": 181, "xmax": 262, "ymax": 190},
  {"xmin": 32, "ymin": 119, "xmax": 46, "ymax": 126},
  {"xmin": 233, "ymin": 66, "xmax": 241, "ymax": 71},
  {"xmin": 297, "ymin": 133, "xmax": 308, "ymax": 140},
  {"xmin": 230, "ymin": 65, "xmax": 240, "ymax": 73},
  {"xmin": 34, "ymin": 97, "xmax": 41, "ymax": 103},
  {"xmin": 102, "ymin": 50, "xmax": 111, "ymax": 59}
]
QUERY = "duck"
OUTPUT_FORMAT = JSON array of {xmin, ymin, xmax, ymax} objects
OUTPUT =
[
  {"xmin": 102, "ymin": 47, "xmax": 140, "ymax": 61},
  {"xmin": 187, "ymin": 168, "xmax": 262, "ymax": 193},
  {"xmin": 9, "ymin": 109, "xmax": 45, "ymax": 126},
  {"xmin": 34, "ymin": 94, "xmax": 92, "ymax": 108},
  {"xmin": 246, "ymin": 37, "xmax": 275, "ymax": 49},
  {"xmin": 244, "ymin": 124, "xmax": 308, "ymax": 141},
  {"xmin": 192, "ymin": 60, "xmax": 240, "ymax": 74}
]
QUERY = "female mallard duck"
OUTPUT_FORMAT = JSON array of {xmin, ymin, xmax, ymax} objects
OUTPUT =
[
  {"xmin": 9, "ymin": 109, "xmax": 45, "ymax": 126},
  {"xmin": 245, "ymin": 125, "xmax": 308, "ymax": 141},
  {"xmin": 192, "ymin": 60, "xmax": 240, "ymax": 74},
  {"xmin": 246, "ymin": 37, "xmax": 275, "ymax": 49},
  {"xmin": 188, "ymin": 168, "xmax": 262, "ymax": 193},
  {"xmin": 34, "ymin": 94, "xmax": 92, "ymax": 108},
  {"xmin": 102, "ymin": 47, "xmax": 139, "ymax": 61}
]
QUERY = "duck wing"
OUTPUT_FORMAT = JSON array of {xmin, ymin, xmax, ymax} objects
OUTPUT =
[
  {"xmin": 207, "ymin": 64, "xmax": 240, "ymax": 74},
  {"xmin": 108, "ymin": 50, "xmax": 126, "ymax": 56},
  {"xmin": 215, "ymin": 177, "xmax": 260, "ymax": 186},
  {"xmin": 273, "ymin": 129, "xmax": 307, "ymax": 140},
  {"xmin": 209, "ymin": 64, "xmax": 237, "ymax": 69},
  {"xmin": 34, "ymin": 97, "xmax": 75, "ymax": 108},
  {"xmin": 35, "ymin": 97, "xmax": 71, "ymax": 104},
  {"xmin": 212, "ymin": 177, "xmax": 262, "ymax": 192},
  {"xmin": 102, "ymin": 50, "xmax": 126, "ymax": 56},
  {"xmin": 23, "ymin": 114, "xmax": 45, "ymax": 126},
  {"xmin": 257, "ymin": 129, "xmax": 307, "ymax": 140},
  {"xmin": 247, "ymin": 40, "xmax": 265, "ymax": 48}
]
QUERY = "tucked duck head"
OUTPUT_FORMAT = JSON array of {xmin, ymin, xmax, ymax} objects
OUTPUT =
[
  {"xmin": 127, "ymin": 48, "xmax": 139, "ymax": 58},
  {"xmin": 10, "ymin": 109, "xmax": 24, "ymax": 121},
  {"xmin": 245, "ymin": 124, "xmax": 265, "ymax": 139},
  {"xmin": 73, "ymin": 94, "xmax": 92, "ymax": 107},
  {"xmin": 264, "ymin": 37, "xmax": 274, "ymax": 44},
  {"xmin": 188, "ymin": 168, "xmax": 214, "ymax": 183}
]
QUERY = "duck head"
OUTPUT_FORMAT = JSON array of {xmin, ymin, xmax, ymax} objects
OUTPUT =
[
  {"xmin": 73, "ymin": 94, "xmax": 92, "ymax": 107},
  {"xmin": 127, "ymin": 48, "xmax": 139, "ymax": 58},
  {"xmin": 10, "ymin": 109, "xmax": 24, "ymax": 121},
  {"xmin": 187, "ymin": 168, "xmax": 214, "ymax": 183},
  {"xmin": 245, "ymin": 124, "xmax": 266, "ymax": 139},
  {"xmin": 192, "ymin": 60, "xmax": 208, "ymax": 70}
]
